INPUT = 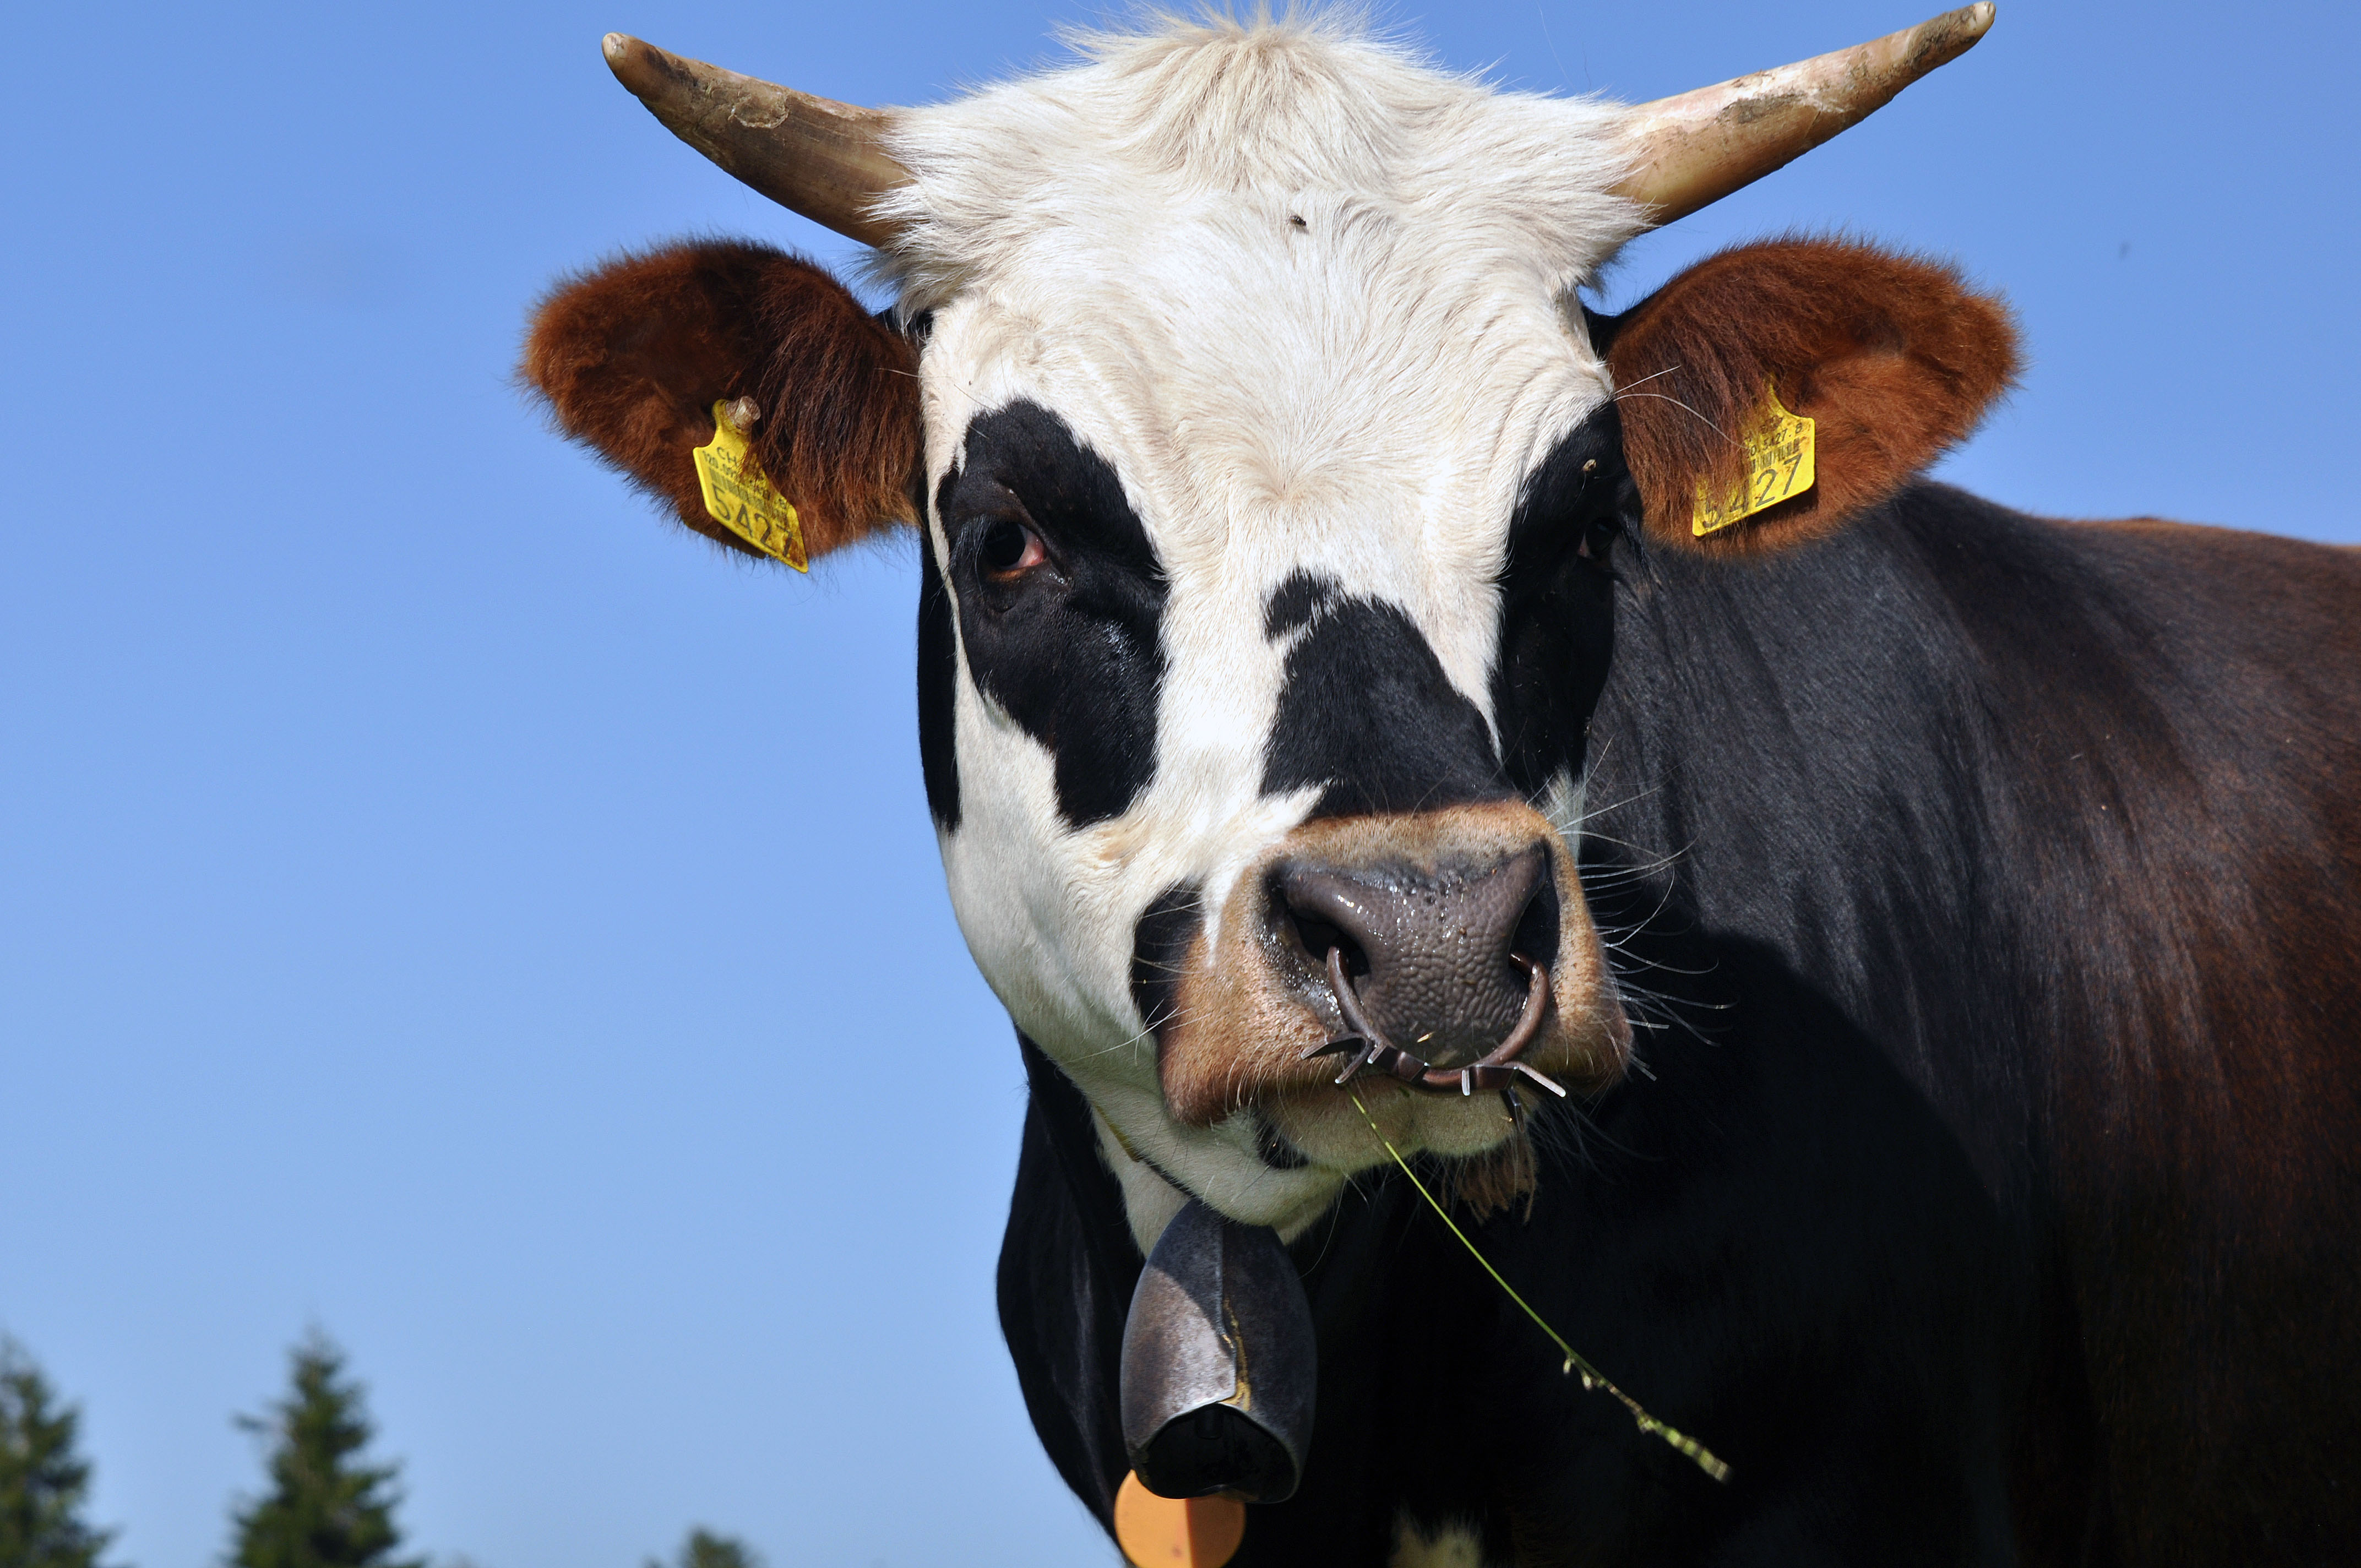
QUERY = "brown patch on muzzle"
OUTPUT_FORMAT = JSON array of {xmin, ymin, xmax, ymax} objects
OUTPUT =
[{"xmin": 1152, "ymin": 802, "xmax": 1630, "ymax": 1130}]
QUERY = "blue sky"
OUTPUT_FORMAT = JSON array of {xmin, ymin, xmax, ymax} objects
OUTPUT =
[{"xmin": 2, "ymin": 3, "xmax": 2354, "ymax": 1567}]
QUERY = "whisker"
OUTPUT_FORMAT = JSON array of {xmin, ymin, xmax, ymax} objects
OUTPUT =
[
  {"xmin": 1612, "ymin": 362, "xmax": 1683, "ymax": 393},
  {"xmin": 1611, "ymin": 390, "xmax": 1739, "ymax": 447}
]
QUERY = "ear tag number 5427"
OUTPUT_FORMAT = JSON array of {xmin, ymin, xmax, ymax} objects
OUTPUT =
[
  {"xmin": 1693, "ymin": 384, "xmax": 1816, "ymax": 537},
  {"xmin": 693, "ymin": 400, "xmax": 809, "ymax": 570}
]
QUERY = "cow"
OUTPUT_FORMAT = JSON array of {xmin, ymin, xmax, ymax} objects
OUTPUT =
[{"xmin": 519, "ymin": 7, "xmax": 2361, "ymax": 1565}]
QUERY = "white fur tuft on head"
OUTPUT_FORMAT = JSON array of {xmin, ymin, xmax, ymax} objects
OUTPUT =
[{"xmin": 869, "ymin": 12, "xmax": 1645, "ymax": 313}]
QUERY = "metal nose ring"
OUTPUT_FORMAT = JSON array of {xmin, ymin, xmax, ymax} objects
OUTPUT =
[{"xmin": 1301, "ymin": 945, "xmax": 1567, "ymax": 1118}]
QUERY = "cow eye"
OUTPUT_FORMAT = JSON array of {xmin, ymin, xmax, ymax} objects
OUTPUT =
[{"xmin": 980, "ymin": 517, "xmax": 1047, "ymax": 577}]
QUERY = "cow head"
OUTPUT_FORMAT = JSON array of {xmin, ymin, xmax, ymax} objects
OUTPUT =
[{"xmin": 523, "ymin": 10, "xmax": 2014, "ymax": 1245}]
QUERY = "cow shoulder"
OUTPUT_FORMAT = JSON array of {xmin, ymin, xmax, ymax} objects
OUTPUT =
[
  {"xmin": 521, "ymin": 239, "xmax": 920, "ymax": 560},
  {"xmin": 1600, "ymin": 237, "xmax": 2018, "ymax": 553}
]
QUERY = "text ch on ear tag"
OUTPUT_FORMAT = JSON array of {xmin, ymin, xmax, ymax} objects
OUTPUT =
[
  {"xmin": 1116, "ymin": 1471, "xmax": 1247, "ymax": 1568},
  {"xmin": 1692, "ymin": 380, "xmax": 1816, "ymax": 537},
  {"xmin": 692, "ymin": 399, "xmax": 809, "ymax": 570}
]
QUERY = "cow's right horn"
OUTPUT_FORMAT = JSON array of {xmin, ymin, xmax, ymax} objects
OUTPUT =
[
  {"xmin": 601, "ymin": 34, "xmax": 909, "ymax": 248},
  {"xmin": 1612, "ymin": 4, "xmax": 1995, "ymax": 228}
]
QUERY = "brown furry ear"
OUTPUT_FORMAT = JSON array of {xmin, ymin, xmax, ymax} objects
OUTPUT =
[
  {"xmin": 1602, "ymin": 238, "xmax": 2019, "ymax": 553},
  {"xmin": 521, "ymin": 241, "xmax": 919, "ymax": 562}
]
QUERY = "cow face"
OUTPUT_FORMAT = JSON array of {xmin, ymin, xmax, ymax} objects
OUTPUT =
[
  {"xmin": 524, "ymin": 18, "xmax": 2016, "ymax": 1243},
  {"xmin": 884, "ymin": 33, "xmax": 1660, "ymax": 1235}
]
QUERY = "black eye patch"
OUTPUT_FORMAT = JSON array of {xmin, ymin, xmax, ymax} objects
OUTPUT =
[{"xmin": 935, "ymin": 401, "xmax": 1170, "ymax": 827}]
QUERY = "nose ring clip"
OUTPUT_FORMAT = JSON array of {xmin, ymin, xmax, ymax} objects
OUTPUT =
[{"xmin": 1302, "ymin": 946, "xmax": 1568, "ymax": 1123}]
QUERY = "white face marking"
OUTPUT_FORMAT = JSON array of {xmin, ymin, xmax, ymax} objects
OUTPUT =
[{"xmin": 877, "ymin": 17, "xmax": 1645, "ymax": 1234}]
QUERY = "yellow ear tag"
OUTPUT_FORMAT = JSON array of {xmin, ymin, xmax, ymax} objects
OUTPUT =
[
  {"xmin": 693, "ymin": 400, "xmax": 808, "ymax": 570},
  {"xmin": 1692, "ymin": 383, "xmax": 1816, "ymax": 537}
]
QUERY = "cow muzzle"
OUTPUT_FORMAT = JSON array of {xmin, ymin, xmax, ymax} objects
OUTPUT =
[
  {"xmin": 1281, "ymin": 843, "xmax": 1569, "ymax": 1100},
  {"xmin": 1146, "ymin": 802, "xmax": 1630, "ymax": 1166}
]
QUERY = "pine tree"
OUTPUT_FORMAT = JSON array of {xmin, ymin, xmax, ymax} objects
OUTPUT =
[
  {"xmin": 0, "ymin": 1335, "xmax": 119, "ymax": 1568},
  {"xmin": 643, "ymin": 1529, "xmax": 759, "ymax": 1568},
  {"xmin": 227, "ymin": 1336, "xmax": 420, "ymax": 1568}
]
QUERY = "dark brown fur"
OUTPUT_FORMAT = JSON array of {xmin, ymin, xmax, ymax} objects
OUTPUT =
[
  {"xmin": 1604, "ymin": 237, "xmax": 2020, "ymax": 552},
  {"xmin": 520, "ymin": 242, "xmax": 920, "ymax": 560},
  {"xmin": 1580, "ymin": 484, "xmax": 2361, "ymax": 1562}
]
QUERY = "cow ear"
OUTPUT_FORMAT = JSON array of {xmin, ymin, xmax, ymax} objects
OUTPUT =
[
  {"xmin": 521, "ymin": 240, "xmax": 920, "ymax": 563},
  {"xmin": 1600, "ymin": 237, "xmax": 2018, "ymax": 553}
]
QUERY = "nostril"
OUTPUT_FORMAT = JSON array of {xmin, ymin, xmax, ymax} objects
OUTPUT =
[
  {"xmin": 1288, "ymin": 909, "xmax": 1344, "ymax": 958},
  {"xmin": 1509, "ymin": 856, "xmax": 1562, "ymax": 972},
  {"xmin": 1270, "ymin": 867, "xmax": 1374, "ymax": 979},
  {"xmin": 1284, "ymin": 906, "xmax": 1368, "ymax": 979}
]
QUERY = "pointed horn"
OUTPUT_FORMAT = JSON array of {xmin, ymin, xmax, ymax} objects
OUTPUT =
[
  {"xmin": 1612, "ymin": 4, "xmax": 1995, "ymax": 227},
  {"xmin": 601, "ymin": 34, "xmax": 909, "ymax": 247}
]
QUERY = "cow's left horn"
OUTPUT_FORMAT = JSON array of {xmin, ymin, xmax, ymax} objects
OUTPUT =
[
  {"xmin": 601, "ymin": 34, "xmax": 909, "ymax": 247},
  {"xmin": 1612, "ymin": 4, "xmax": 1995, "ymax": 227}
]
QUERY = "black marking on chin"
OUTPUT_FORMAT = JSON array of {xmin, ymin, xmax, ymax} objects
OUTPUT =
[
  {"xmin": 1261, "ymin": 594, "xmax": 1510, "ymax": 819},
  {"xmin": 1130, "ymin": 884, "xmax": 1204, "ymax": 1050},
  {"xmin": 917, "ymin": 533, "xmax": 961, "ymax": 830},
  {"xmin": 937, "ymin": 401, "xmax": 1168, "ymax": 827}
]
